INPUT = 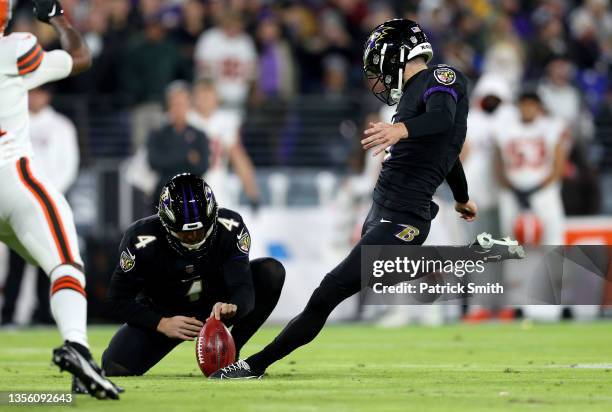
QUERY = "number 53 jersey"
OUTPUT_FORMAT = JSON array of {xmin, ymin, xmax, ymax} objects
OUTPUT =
[
  {"xmin": 493, "ymin": 112, "xmax": 566, "ymax": 190},
  {"xmin": 107, "ymin": 208, "xmax": 252, "ymax": 329}
]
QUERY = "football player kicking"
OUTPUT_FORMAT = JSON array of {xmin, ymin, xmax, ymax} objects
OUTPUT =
[
  {"xmin": 0, "ymin": 0, "xmax": 120, "ymax": 399},
  {"xmin": 99, "ymin": 174, "xmax": 285, "ymax": 378},
  {"xmin": 210, "ymin": 19, "xmax": 524, "ymax": 380}
]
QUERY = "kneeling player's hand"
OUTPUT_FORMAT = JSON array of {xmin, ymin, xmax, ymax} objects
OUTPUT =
[
  {"xmin": 362, "ymin": 122, "xmax": 408, "ymax": 156},
  {"xmin": 210, "ymin": 302, "xmax": 237, "ymax": 320},
  {"xmin": 157, "ymin": 316, "xmax": 203, "ymax": 341},
  {"xmin": 455, "ymin": 200, "xmax": 478, "ymax": 222}
]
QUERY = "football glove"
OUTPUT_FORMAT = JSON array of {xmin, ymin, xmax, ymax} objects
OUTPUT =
[{"xmin": 33, "ymin": 0, "xmax": 64, "ymax": 23}]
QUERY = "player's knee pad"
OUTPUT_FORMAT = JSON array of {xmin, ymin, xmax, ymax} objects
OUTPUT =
[
  {"xmin": 251, "ymin": 258, "xmax": 286, "ymax": 292},
  {"xmin": 48, "ymin": 264, "xmax": 86, "ymax": 298}
]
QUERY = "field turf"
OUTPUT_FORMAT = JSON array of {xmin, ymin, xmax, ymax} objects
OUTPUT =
[{"xmin": 0, "ymin": 322, "xmax": 611, "ymax": 411}]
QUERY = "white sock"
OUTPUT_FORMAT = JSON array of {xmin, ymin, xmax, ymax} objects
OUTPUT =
[{"xmin": 49, "ymin": 265, "xmax": 89, "ymax": 349}]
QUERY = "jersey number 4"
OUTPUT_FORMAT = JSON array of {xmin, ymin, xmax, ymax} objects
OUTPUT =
[
  {"xmin": 135, "ymin": 235, "xmax": 156, "ymax": 249},
  {"xmin": 218, "ymin": 217, "xmax": 239, "ymax": 231}
]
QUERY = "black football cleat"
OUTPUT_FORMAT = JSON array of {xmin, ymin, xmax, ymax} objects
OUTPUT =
[
  {"xmin": 469, "ymin": 232, "xmax": 526, "ymax": 262},
  {"xmin": 71, "ymin": 376, "xmax": 89, "ymax": 395},
  {"xmin": 208, "ymin": 360, "xmax": 263, "ymax": 380},
  {"xmin": 53, "ymin": 341, "xmax": 120, "ymax": 400},
  {"xmin": 72, "ymin": 376, "xmax": 124, "ymax": 396}
]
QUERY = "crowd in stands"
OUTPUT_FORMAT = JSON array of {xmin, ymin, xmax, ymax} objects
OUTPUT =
[{"xmin": 7, "ymin": 0, "xmax": 612, "ymax": 208}]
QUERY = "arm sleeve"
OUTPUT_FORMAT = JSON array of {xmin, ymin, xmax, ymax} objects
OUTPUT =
[
  {"xmin": 105, "ymin": 235, "xmax": 163, "ymax": 330},
  {"xmin": 221, "ymin": 258, "xmax": 255, "ymax": 320},
  {"xmin": 445, "ymin": 159, "xmax": 469, "ymax": 203},
  {"xmin": 402, "ymin": 92, "xmax": 457, "ymax": 138},
  {"xmin": 106, "ymin": 270, "xmax": 163, "ymax": 330},
  {"xmin": 23, "ymin": 50, "xmax": 73, "ymax": 90}
]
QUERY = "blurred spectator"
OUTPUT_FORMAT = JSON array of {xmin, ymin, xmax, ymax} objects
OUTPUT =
[
  {"xmin": 194, "ymin": 11, "xmax": 256, "ymax": 114},
  {"xmin": 527, "ymin": 17, "xmax": 568, "ymax": 79},
  {"xmin": 538, "ymin": 58, "xmax": 580, "ymax": 125},
  {"xmin": 147, "ymin": 82, "xmax": 209, "ymax": 202},
  {"xmin": 171, "ymin": 0, "xmax": 207, "ymax": 82},
  {"xmin": 464, "ymin": 74, "xmax": 515, "ymax": 233},
  {"xmin": 279, "ymin": 3, "xmax": 323, "ymax": 92},
  {"xmin": 322, "ymin": 55, "xmax": 349, "ymax": 97},
  {"xmin": 462, "ymin": 74, "xmax": 514, "ymax": 323},
  {"xmin": 253, "ymin": 15, "xmax": 296, "ymax": 102},
  {"xmin": 594, "ymin": 89, "xmax": 612, "ymax": 213},
  {"xmin": 1, "ymin": 87, "xmax": 79, "ymax": 326},
  {"xmin": 570, "ymin": 0, "xmax": 612, "ymax": 47},
  {"xmin": 188, "ymin": 79, "xmax": 260, "ymax": 208},
  {"xmin": 121, "ymin": 14, "xmax": 186, "ymax": 148},
  {"xmin": 568, "ymin": 0, "xmax": 607, "ymax": 69},
  {"xmin": 29, "ymin": 87, "xmax": 80, "ymax": 193},
  {"xmin": 482, "ymin": 14, "xmax": 525, "ymax": 90}
]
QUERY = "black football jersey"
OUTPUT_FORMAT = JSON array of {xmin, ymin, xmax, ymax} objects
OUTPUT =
[
  {"xmin": 373, "ymin": 64, "xmax": 469, "ymax": 220},
  {"xmin": 106, "ymin": 208, "xmax": 253, "ymax": 329}
]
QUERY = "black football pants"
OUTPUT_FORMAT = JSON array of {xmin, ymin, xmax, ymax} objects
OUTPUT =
[
  {"xmin": 246, "ymin": 203, "xmax": 432, "ymax": 373},
  {"xmin": 101, "ymin": 258, "xmax": 285, "ymax": 376}
]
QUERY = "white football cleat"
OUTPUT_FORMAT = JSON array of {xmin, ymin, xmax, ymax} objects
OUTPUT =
[{"xmin": 469, "ymin": 232, "xmax": 526, "ymax": 262}]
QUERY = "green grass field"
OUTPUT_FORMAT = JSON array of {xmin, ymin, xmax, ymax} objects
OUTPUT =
[{"xmin": 1, "ymin": 322, "xmax": 611, "ymax": 411}]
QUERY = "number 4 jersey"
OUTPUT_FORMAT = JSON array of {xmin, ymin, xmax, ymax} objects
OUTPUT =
[{"xmin": 106, "ymin": 208, "xmax": 252, "ymax": 330}]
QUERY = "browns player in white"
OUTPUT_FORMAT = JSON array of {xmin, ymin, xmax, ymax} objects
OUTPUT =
[
  {"xmin": 0, "ymin": 0, "xmax": 119, "ymax": 399},
  {"xmin": 188, "ymin": 79, "xmax": 260, "ymax": 208},
  {"xmin": 193, "ymin": 12, "xmax": 256, "ymax": 113},
  {"xmin": 494, "ymin": 91, "xmax": 568, "ymax": 246}
]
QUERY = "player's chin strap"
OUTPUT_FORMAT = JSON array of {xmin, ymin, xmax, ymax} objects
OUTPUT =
[{"xmin": 389, "ymin": 46, "xmax": 405, "ymax": 104}]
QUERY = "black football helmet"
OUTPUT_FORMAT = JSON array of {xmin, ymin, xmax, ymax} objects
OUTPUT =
[
  {"xmin": 158, "ymin": 173, "xmax": 218, "ymax": 257},
  {"xmin": 363, "ymin": 19, "xmax": 433, "ymax": 105}
]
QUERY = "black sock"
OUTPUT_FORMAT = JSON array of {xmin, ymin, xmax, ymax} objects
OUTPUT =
[
  {"xmin": 246, "ymin": 286, "xmax": 341, "ymax": 373},
  {"xmin": 66, "ymin": 341, "xmax": 91, "ymax": 359}
]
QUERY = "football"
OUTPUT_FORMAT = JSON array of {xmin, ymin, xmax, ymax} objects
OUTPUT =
[{"xmin": 195, "ymin": 318, "xmax": 236, "ymax": 377}]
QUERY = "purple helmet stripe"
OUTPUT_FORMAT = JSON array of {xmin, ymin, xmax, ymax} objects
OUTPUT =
[
  {"xmin": 188, "ymin": 185, "xmax": 199, "ymax": 221},
  {"xmin": 181, "ymin": 184, "xmax": 190, "ymax": 221}
]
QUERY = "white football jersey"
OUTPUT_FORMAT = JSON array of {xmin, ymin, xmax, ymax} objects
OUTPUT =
[
  {"xmin": 494, "ymin": 113, "xmax": 566, "ymax": 189},
  {"xmin": 193, "ymin": 28, "xmax": 256, "ymax": 106},
  {"xmin": 464, "ymin": 104, "xmax": 516, "ymax": 209},
  {"xmin": 0, "ymin": 32, "xmax": 72, "ymax": 168},
  {"xmin": 187, "ymin": 109, "xmax": 240, "ymax": 172},
  {"xmin": 30, "ymin": 106, "xmax": 79, "ymax": 193},
  {"xmin": 188, "ymin": 109, "xmax": 242, "ymax": 206}
]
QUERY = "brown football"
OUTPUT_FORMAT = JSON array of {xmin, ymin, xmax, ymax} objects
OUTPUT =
[{"xmin": 195, "ymin": 318, "xmax": 236, "ymax": 377}]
